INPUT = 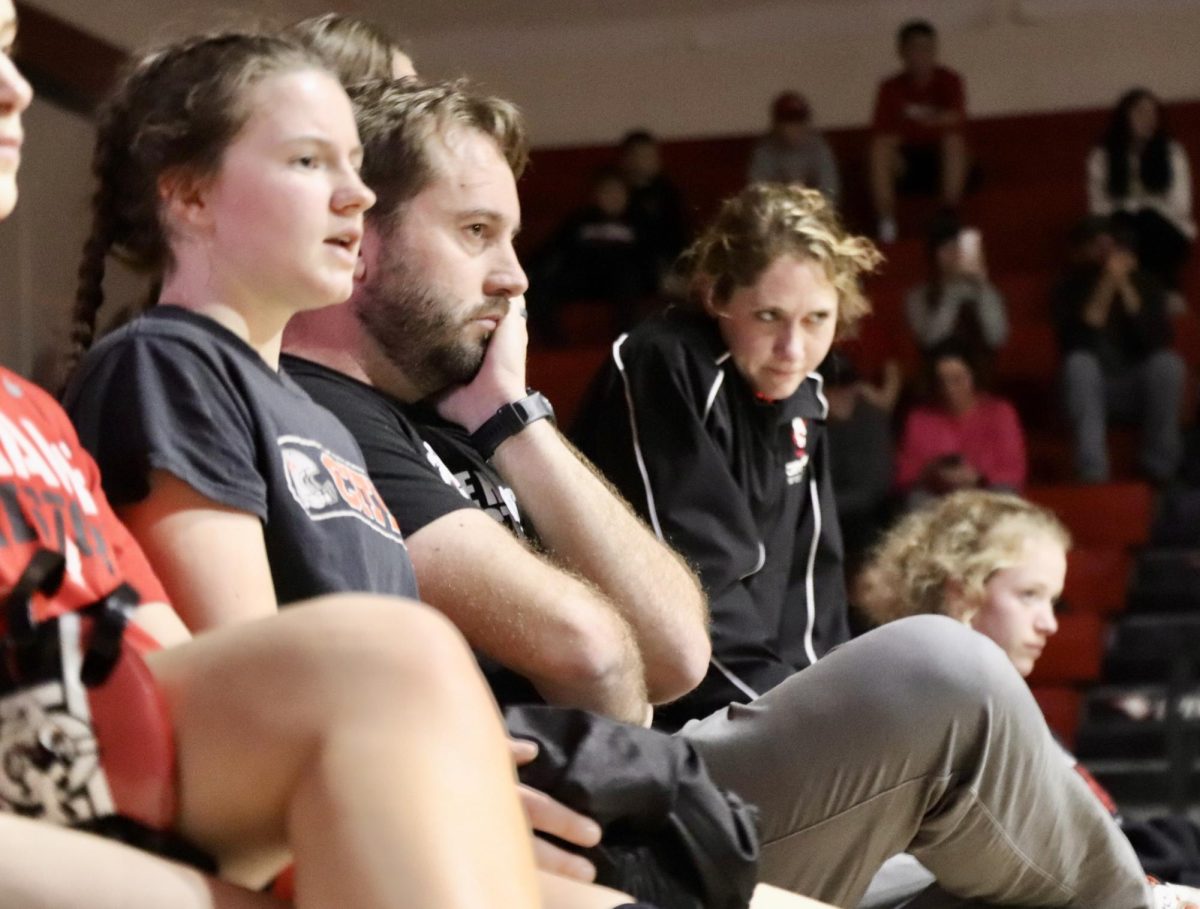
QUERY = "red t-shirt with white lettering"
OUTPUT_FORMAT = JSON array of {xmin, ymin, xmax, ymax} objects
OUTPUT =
[
  {"xmin": 871, "ymin": 65, "xmax": 966, "ymax": 146},
  {"xmin": 0, "ymin": 367, "xmax": 166, "ymax": 629}
]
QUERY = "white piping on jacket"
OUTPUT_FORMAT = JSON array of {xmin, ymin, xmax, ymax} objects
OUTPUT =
[
  {"xmin": 711, "ymin": 656, "xmax": 762, "ymax": 701},
  {"xmin": 613, "ymin": 334, "xmax": 664, "ymax": 541}
]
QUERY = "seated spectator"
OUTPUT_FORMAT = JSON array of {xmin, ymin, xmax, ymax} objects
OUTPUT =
[
  {"xmin": 747, "ymin": 91, "xmax": 839, "ymax": 204},
  {"xmin": 857, "ymin": 489, "xmax": 1200, "ymax": 904},
  {"xmin": 868, "ymin": 19, "xmax": 969, "ymax": 243},
  {"xmin": 575, "ymin": 184, "xmax": 884, "ymax": 724},
  {"xmin": 895, "ymin": 342, "xmax": 1027, "ymax": 505},
  {"xmin": 0, "ymin": 21, "xmax": 555, "ymax": 909},
  {"xmin": 1055, "ymin": 217, "xmax": 1185, "ymax": 483},
  {"xmin": 618, "ymin": 129, "xmax": 689, "ymax": 295},
  {"xmin": 283, "ymin": 104, "xmax": 1162, "ymax": 902},
  {"xmin": 527, "ymin": 166, "xmax": 654, "ymax": 343},
  {"xmin": 1088, "ymin": 88, "xmax": 1195, "ymax": 299},
  {"xmin": 820, "ymin": 352, "xmax": 900, "ymax": 570},
  {"xmin": 905, "ymin": 213, "xmax": 1007, "ymax": 356}
]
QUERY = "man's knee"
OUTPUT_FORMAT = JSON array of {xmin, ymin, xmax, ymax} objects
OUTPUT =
[
  {"xmin": 1062, "ymin": 350, "xmax": 1102, "ymax": 384},
  {"xmin": 1144, "ymin": 349, "xmax": 1186, "ymax": 389}
]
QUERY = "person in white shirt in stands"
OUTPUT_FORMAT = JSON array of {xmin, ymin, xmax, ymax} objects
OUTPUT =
[{"xmin": 1087, "ymin": 88, "xmax": 1195, "ymax": 303}]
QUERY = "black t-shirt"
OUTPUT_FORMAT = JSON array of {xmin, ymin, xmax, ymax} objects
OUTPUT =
[
  {"xmin": 286, "ymin": 355, "xmax": 542, "ymax": 707},
  {"xmin": 64, "ymin": 307, "xmax": 418, "ymax": 605}
]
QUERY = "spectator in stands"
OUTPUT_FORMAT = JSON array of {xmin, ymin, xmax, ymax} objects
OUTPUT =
[
  {"xmin": 869, "ymin": 19, "xmax": 969, "ymax": 243},
  {"xmin": 1088, "ymin": 88, "xmax": 1195, "ymax": 300},
  {"xmin": 285, "ymin": 11, "xmax": 416, "ymax": 80},
  {"xmin": 858, "ymin": 490, "xmax": 1064, "ymax": 673},
  {"xmin": 280, "ymin": 85, "xmax": 1164, "ymax": 906},
  {"xmin": 1055, "ymin": 216, "xmax": 1185, "ymax": 484},
  {"xmin": 747, "ymin": 91, "xmax": 839, "ymax": 205},
  {"xmin": 895, "ymin": 341, "xmax": 1027, "ymax": 505},
  {"xmin": 618, "ymin": 129, "xmax": 689, "ymax": 295},
  {"xmin": 858, "ymin": 490, "xmax": 1200, "ymax": 904},
  {"xmin": 577, "ymin": 184, "xmax": 879, "ymax": 724},
  {"xmin": 0, "ymin": 22, "xmax": 563, "ymax": 909},
  {"xmin": 905, "ymin": 213, "xmax": 1007, "ymax": 357},
  {"xmin": 527, "ymin": 166, "xmax": 654, "ymax": 343},
  {"xmin": 820, "ymin": 352, "xmax": 900, "ymax": 571}
]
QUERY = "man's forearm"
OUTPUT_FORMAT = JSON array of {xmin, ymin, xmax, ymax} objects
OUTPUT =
[{"xmin": 492, "ymin": 420, "xmax": 710, "ymax": 703}]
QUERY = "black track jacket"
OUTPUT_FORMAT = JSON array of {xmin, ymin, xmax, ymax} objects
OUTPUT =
[{"xmin": 574, "ymin": 310, "xmax": 849, "ymax": 727}]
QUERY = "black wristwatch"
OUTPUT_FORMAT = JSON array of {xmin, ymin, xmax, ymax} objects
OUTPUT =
[{"xmin": 469, "ymin": 391, "xmax": 556, "ymax": 460}]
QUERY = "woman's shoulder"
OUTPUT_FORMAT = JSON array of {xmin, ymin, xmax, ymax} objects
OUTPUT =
[{"xmin": 619, "ymin": 309, "xmax": 722, "ymax": 368}]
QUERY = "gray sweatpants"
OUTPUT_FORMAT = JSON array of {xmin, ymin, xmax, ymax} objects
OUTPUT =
[{"xmin": 679, "ymin": 616, "xmax": 1150, "ymax": 909}]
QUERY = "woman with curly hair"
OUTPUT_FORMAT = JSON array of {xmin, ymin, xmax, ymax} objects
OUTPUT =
[
  {"xmin": 575, "ymin": 183, "xmax": 882, "ymax": 727},
  {"xmin": 857, "ymin": 490, "xmax": 1065, "ymax": 676},
  {"xmin": 1087, "ymin": 88, "xmax": 1195, "ymax": 294},
  {"xmin": 857, "ymin": 490, "xmax": 1200, "ymax": 904}
]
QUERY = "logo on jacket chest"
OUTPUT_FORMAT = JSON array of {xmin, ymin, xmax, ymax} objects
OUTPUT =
[{"xmin": 785, "ymin": 417, "xmax": 809, "ymax": 486}]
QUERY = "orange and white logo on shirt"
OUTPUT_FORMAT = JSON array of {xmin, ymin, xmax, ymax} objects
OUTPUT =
[{"xmin": 278, "ymin": 435, "xmax": 404, "ymax": 544}]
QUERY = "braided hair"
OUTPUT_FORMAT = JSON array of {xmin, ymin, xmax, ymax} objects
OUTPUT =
[{"xmin": 69, "ymin": 31, "xmax": 327, "ymax": 372}]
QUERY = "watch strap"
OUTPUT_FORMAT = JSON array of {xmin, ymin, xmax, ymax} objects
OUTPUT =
[{"xmin": 469, "ymin": 391, "xmax": 556, "ymax": 460}]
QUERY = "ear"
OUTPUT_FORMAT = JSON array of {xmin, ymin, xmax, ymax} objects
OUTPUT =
[
  {"xmin": 697, "ymin": 280, "xmax": 722, "ymax": 318},
  {"xmin": 157, "ymin": 168, "xmax": 213, "ymax": 234},
  {"xmin": 355, "ymin": 223, "xmax": 383, "ymax": 290}
]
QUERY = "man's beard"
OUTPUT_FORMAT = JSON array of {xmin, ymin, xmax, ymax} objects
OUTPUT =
[{"xmin": 355, "ymin": 252, "xmax": 505, "ymax": 398}]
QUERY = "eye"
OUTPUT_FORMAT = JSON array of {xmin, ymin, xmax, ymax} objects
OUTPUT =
[
  {"xmin": 294, "ymin": 154, "xmax": 320, "ymax": 169},
  {"xmin": 804, "ymin": 311, "xmax": 832, "ymax": 327},
  {"xmin": 464, "ymin": 223, "xmax": 489, "ymax": 241},
  {"xmin": 753, "ymin": 310, "xmax": 779, "ymax": 323}
]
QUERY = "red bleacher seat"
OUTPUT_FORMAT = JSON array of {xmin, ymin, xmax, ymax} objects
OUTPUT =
[
  {"xmin": 1028, "ymin": 610, "xmax": 1106, "ymax": 686},
  {"xmin": 1031, "ymin": 684, "xmax": 1083, "ymax": 747},
  {"xmin": 1063, "ymin": 546, "xmax": 1131, "ymax": 616},
  {"xmin": 1026, "ymin": 482, "xmax": 1153, "ymax": 548},
  {"xmin": 527, "ymin": 344, "xmax": 610, "ymax": 431},
  {"xmin": 557, "ymin": 299, "xmax": 622, "ymax": 346}
]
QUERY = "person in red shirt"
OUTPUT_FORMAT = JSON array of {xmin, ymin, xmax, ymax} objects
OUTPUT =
[
  {"xmin": 868, "ymin": 19, "xmax": 969, "ymax": 243},
  {"xmin": 895, "ymin": 342, "xmax": 1027, "ymax": 506}
]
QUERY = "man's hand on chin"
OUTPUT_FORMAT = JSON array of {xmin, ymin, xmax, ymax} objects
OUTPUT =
[{"xmin": 435, "ymin": 295, "xmax": 529, "ymax": 432}]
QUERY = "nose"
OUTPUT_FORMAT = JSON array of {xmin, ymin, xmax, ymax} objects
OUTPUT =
[
  {"xmin": 775, "ymin": 323, "xmax": 805, "ymax": 363},
  {"xmin": 334, "ymin": 165, "xmax": 376, "ymax": 216},
  {"xmin": 0, "ymin": 53, "xmax": 32, "ymax": 117},
  {"xmin": 485, "ymin": 241, "xmax": 529, "ymax": 300},
  {"xmin": 1035, "ymin": 603, "xmax": 1059, "ymax": 637}
]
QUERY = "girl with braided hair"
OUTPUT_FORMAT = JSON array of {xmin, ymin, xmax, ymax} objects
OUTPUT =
[
  {"xmin": 62, "ymin": 32, "xmax": 420, "ymax": 630},
  {"xmin": 0, "ymin": 11, "xmax": 563, "ymax": 909}
]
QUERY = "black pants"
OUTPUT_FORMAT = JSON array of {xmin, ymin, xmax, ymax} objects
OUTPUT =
[{"xmin": 1112, "ymin": 208, "xmax": 1193, "ymax": 290}]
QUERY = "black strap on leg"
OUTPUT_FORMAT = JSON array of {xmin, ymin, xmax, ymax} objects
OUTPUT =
[
  {"xmin": 80, "ymin": 583, "xmax": 138, "ymax": 688},
  {"xmin": 5, "ymin": 549, "xmax": 66, "ymax": 648},
  {"xmin": 3, "ymin": 549, "xmax": 66, "ymax": 685}
]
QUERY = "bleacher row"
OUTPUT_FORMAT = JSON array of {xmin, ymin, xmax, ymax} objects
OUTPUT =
[{"xmin": 520, "ymin": 98, "xmax": 1200, "ymax": 805}]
